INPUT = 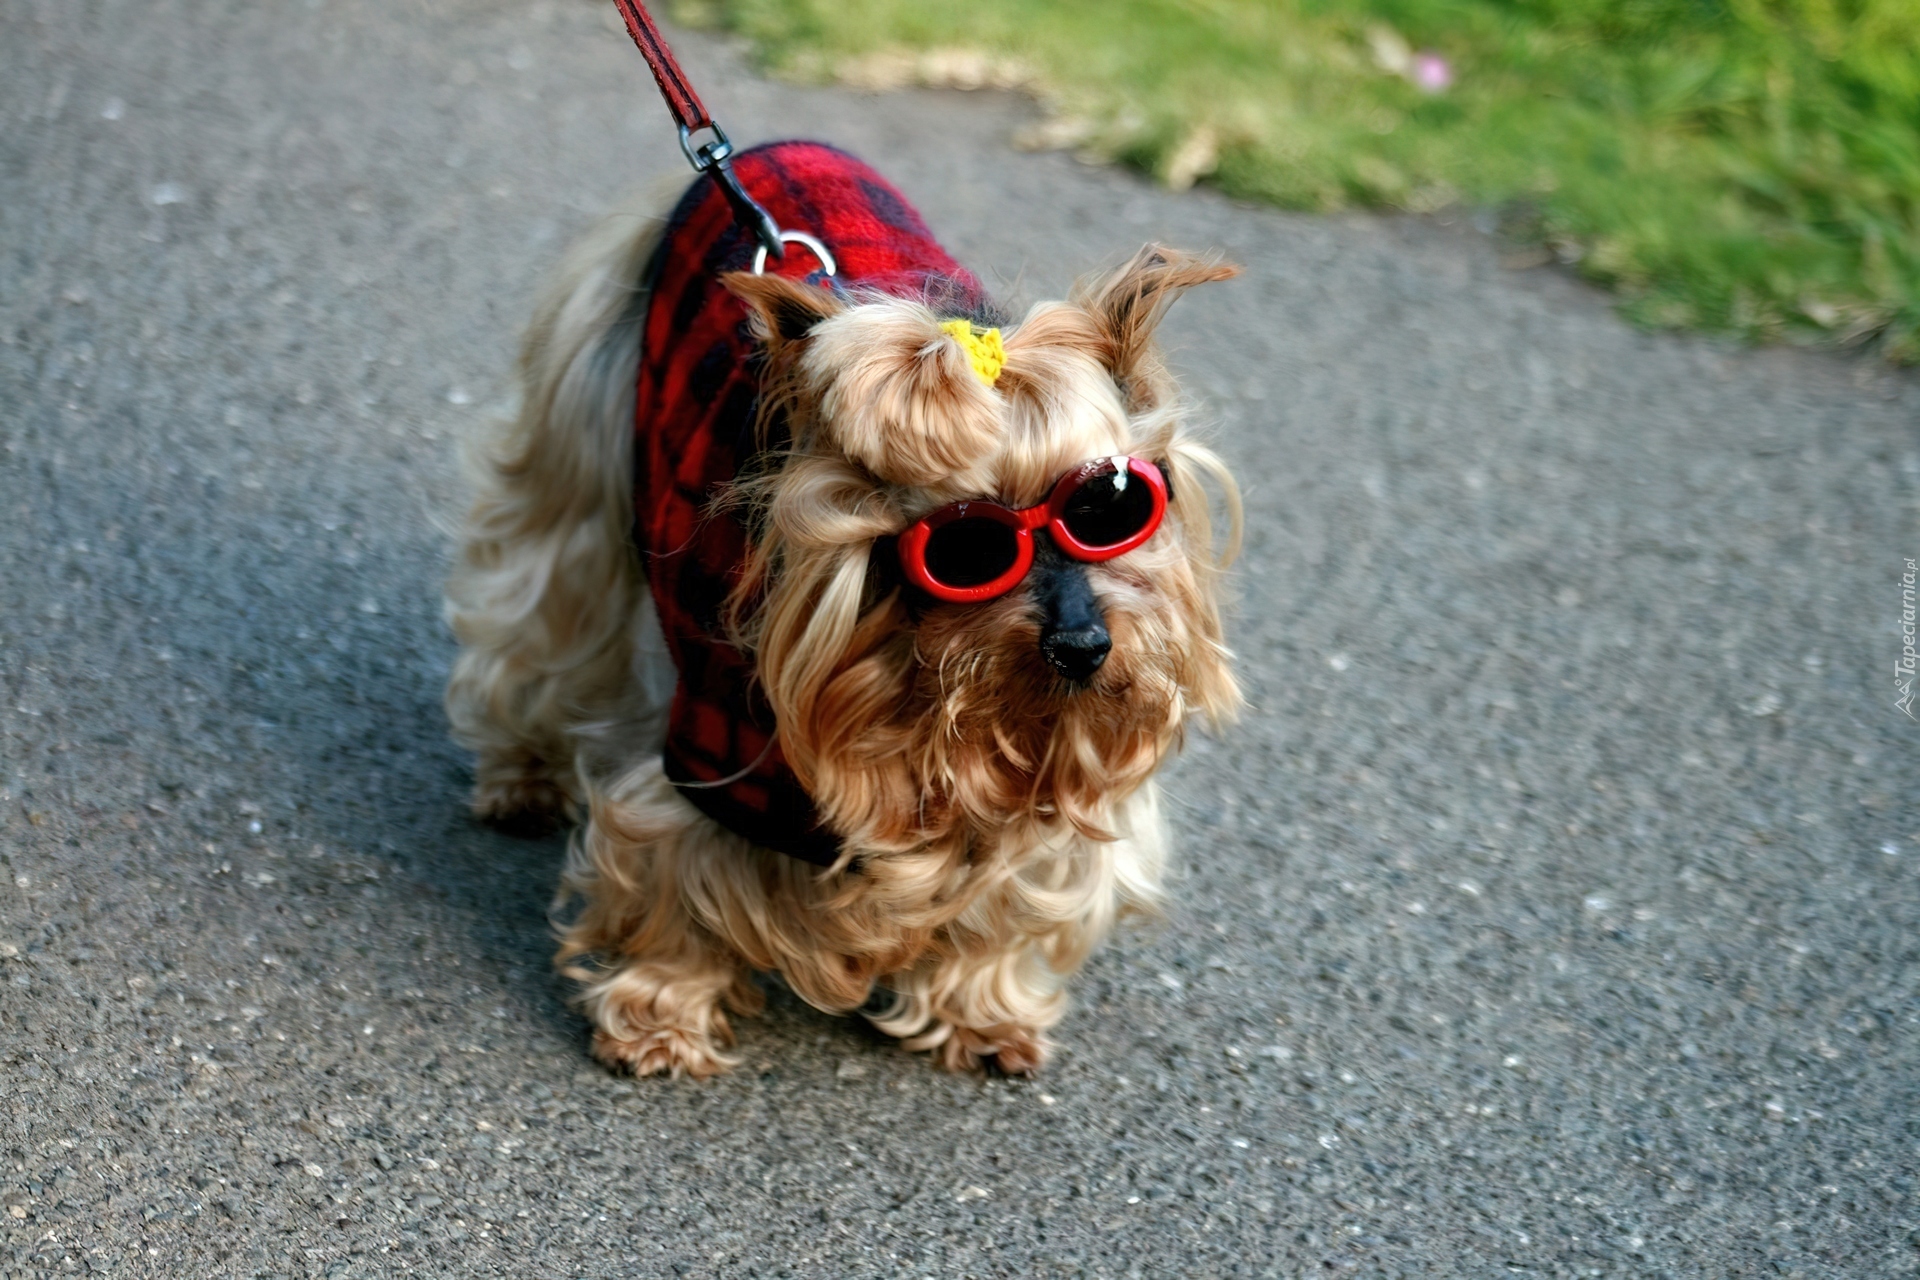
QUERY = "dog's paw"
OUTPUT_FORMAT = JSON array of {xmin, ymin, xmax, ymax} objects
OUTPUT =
[
  {"xmin": 592, "ymin": 1027, "xmax": 735, "ymax": 1080},
  {"xmin": 983, "ymin": 1029, "xmax": 1050, "ymax": 1076},
  {"xmin": 918, "ymin": 1023, "xmax": 1052, "ymax": 1076},
  {"xmin": 471, "ymin": 771, "xmax": 574, "ymax": 835}
]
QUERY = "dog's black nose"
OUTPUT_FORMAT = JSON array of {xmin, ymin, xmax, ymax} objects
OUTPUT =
[
  {"xmin": 1033, "ymin": 538, "xmax": 1110, "ymax": 683},
  {"xmin": 1042, "ymin": 625, "xmax": 1111, "ymax": 682}
]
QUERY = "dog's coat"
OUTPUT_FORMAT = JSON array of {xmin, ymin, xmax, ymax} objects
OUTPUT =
[{"xmin": 637, "ymin": 141, "xmax": 993, "ymax": 864}]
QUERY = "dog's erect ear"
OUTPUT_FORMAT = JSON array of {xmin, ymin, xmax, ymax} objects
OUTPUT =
[
  {"xmin": 1079, "ymin": 244, "xmax": 1237, "ymax": 410},
  {"xmin": 723, "ymin": 271, "xmax": 844, "ymax": 346}
]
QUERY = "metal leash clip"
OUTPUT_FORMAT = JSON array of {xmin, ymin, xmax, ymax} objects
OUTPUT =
[
  {"xmin": 618, "ymin": 0, "xmax": 835, "ymax": 277},
  {"xmin": 678, "ymin": 125, "xmax": 835, "ymax": 277},
  {"xmin": 676, "ymin": 122, "xmax": 792, "ymax": 266}
]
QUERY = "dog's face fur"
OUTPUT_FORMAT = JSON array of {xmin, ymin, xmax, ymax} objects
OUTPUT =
[{"xmin": 724, "ymin": 247, "xmax": 1243, "ymax": 860}]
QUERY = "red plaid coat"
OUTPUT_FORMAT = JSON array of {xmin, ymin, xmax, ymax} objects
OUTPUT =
[{"xmin": 634, "ymin": 141, "xmax": 989, "ymax": 865}]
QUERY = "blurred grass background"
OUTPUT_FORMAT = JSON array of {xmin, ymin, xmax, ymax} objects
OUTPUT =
[{"xmin": 671, "ymin": 0, "xmax": 1920, "ymax": 359}]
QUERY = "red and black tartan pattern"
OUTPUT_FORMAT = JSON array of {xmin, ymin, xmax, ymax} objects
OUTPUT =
[{"xmin": 634, "ymin": 141, "xmax": 988, "ymax": 865}]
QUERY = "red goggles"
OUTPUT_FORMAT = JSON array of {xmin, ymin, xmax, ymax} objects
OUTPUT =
[{"xmin": 896, "ymin": 455, "xmax": 1170, "ymax": 603}]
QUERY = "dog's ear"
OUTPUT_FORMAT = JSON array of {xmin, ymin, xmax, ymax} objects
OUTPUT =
[
  {"xmin": 723, "ymin": 271, "xmax": 844, "ymax": 346},
  {"xmin": 1079, "ymin": 245, "xmax": 1237, "ymax": 410}
]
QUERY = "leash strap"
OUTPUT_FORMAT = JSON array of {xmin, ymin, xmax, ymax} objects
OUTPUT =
[
  {"xmin": 610, "ymin": 0, "xmax": 711, "ymax": 133},
  {"xmin": 610, "ymin": 0, "xmax": 788, "ymax": 262}
]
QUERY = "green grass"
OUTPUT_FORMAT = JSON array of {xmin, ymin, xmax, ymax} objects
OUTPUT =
[{"xmin": 672, "ymin": 0, "xmax": 1920, "ymax": 359}]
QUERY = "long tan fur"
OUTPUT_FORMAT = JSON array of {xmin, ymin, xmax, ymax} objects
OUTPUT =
[
  {"xmin": 448, "ymin": 202, "xmax": 1240, "ymax": 1078},
  {"xmin": 444, "ymin": 209, "xmax": 673, "ymax": 825}
]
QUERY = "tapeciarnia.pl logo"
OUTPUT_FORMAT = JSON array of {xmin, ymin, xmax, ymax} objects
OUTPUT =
[{"xmin": 1899, "ymin": 558, "xmax": 1917, "ymax": 719}]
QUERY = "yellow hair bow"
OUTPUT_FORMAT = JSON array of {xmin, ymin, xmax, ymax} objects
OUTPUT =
[{"xmin": 940, "ymin": 319, "xmax": 1006, "ymax": 387}]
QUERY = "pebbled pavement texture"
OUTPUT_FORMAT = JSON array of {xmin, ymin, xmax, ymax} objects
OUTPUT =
[{"xmin": 3, "ymin": 1, "xmax": 1917, "ymax": 1276}]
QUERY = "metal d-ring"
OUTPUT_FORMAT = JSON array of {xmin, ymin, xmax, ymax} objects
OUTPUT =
[{"xmin": 752, "ymin": 231, "xmax": 837, "ymax": 278}]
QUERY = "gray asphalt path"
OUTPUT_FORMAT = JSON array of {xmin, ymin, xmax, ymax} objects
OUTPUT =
[{"xmin": 4, "ymin": 1, "xmax": 1918, "ymax": 1276}]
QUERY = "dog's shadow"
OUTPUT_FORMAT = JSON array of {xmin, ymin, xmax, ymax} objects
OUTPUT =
[
  {"xmin": 141, "ymin": 484, "xmax": 578, "ymax": 1049},
  {"xmin": 236, "ymin": 543, "xmax": 881, "ymax": 1072}
]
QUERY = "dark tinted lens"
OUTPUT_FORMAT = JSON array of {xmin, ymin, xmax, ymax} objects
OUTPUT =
[
  {"xmin": 1060, "ymin": 467, "xmax": 1156, "ymax": 548},
  {"xmin": 922, "ymin": 517, "xmax": 1021, "ymax": 588}
]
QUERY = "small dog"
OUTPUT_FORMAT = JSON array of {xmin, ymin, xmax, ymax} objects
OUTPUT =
[{"xmin": 445, "ymin": 141, "xmax": 1240, "ymax": 1077}]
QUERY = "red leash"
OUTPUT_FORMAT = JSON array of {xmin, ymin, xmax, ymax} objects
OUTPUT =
[
  {"xmin": 610, "ymin": 0, "xmax": 712, "ymax": 135},
  {"xmin": 610, "ymin": 0, "xmax": 787, "ymax": 261}
]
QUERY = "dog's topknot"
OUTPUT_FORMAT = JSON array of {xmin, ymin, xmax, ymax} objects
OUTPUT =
[{"xmin": 726, "ymin": 274, "xmax": 1004, "ymax": 488}]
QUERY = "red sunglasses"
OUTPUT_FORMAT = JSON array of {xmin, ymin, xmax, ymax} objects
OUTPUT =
[{"xmin": 896, "ymin": 455, "xmax": 1170, "ymax": 603}]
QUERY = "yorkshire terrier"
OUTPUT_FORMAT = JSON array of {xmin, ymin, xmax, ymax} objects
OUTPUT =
[{"xmin": 445, "ymin": 141, "xmax": 1240, "ymax": 1077}]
